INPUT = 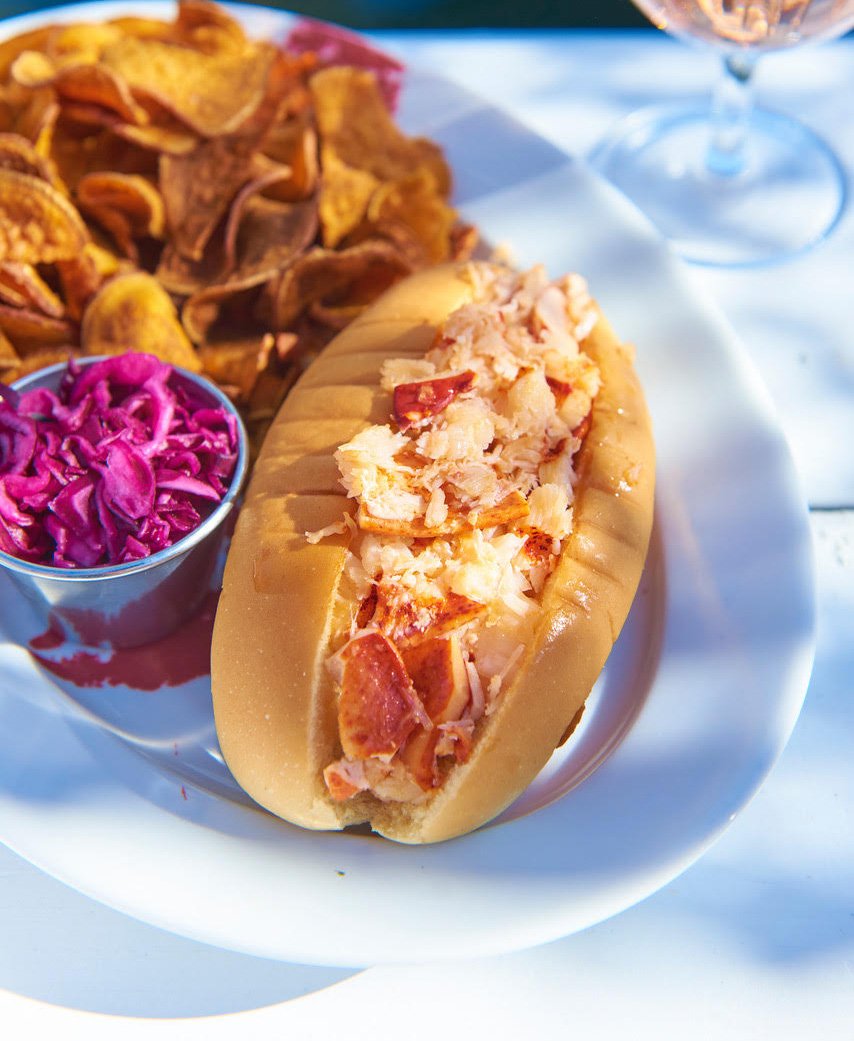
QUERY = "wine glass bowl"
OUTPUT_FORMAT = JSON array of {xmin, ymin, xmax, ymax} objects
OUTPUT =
[
  {"xmin": 639, "ymin": 0, "xmax": 854, "ymax": 50},
  {"xmin": 590, "ymin": 0, "xmax": 854, "ymax": 266}
]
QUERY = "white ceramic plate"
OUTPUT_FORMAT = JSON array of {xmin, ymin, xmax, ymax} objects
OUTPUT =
[{"xmin": 0, "ymin": 2, "xmax": 815, "ymax": 967}]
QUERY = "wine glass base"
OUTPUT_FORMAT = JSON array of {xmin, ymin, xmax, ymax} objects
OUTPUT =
[{"xmin": 589, "ymin": 102, "xmax": 848, "ymax": 267}]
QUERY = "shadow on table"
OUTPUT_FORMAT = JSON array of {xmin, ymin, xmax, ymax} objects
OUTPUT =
[{"xmin": 0, "ymin": 843, "xmax": 358, "ymax": 1017}]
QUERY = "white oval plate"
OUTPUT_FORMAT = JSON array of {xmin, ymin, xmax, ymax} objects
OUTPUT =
[{"xmin": 0, "ymin": 2, "xmax": 815, "ymax": 967}]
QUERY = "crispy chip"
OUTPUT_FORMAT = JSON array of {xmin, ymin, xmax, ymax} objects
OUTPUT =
[
  {"xmin": 182, "ymin": 196, "xmax": 318, "ymax": 342},
  {"xmin": 159, "ymin": 139, "xmax": 254, "ymax": 261},
  {"xmin": 198, "ymin": 332, "xmax": 275, "ymax": 401},
  {"xmin": 57, "ymin": 241, "xmax": 125, "ymax": 321},
  {"xmin": 56, "ymin": 104, "xmax": 199, "ymax": 156},
  {"xmin": 366, "ymin": 168, "xmax": 458, "ymax": 265},
  {"xmin": 100, "ymin": 35, "xmax": 275, "ymax": 138},
  {"xmin": 47, "ymin": 120, "xmax": 158, "ymax": 196},
  {"xmin": 77, "ymin": 171, "xmax": 165, "ymax": 259},
  {"xmin": 0, "ymin": 130, "xmax": 62, "ymax": 186},
  {"xmin": 317, "ymin": 151, "xmax": 380, "ymax": 249},
  {"xmin": 0, "ymin": 27, "xmax": 52, "ymax": 80},
  {"xmin": 261, "ymin": 119, "xmax": 318, "ymax": 202},
  {"xmin": 160, "ymin": 121, "xmax": 280, "ymax": 261},
  {"xmin": 0, "ymin": 262, "xmax": 64, "ymax": 317},
  {"xmin": 310, "ymin": 66, "xmax": 453, "ymax": 254},
  {"xmin": 0, "ymin": 303, "xmax": 75, "ymax": 353},
  {"xmin": 155, "ymin": 240, "xmax": 224, "ymax": 297},
  {"xmin": 12, "ymin": 51, "xmax": 150, "ymax": 126},
  {"xmin": 345, "ymin": 219, "xmax": 431, "ymax": 270},
  {"xmin": 9, "ymin": 89, "xmax": 60, "ymax": 157},
  {"xmin": 265, "ymin": 241, "xmax": 413, "ymax": 331},
  {"xmin": 0, "ymin": 168, "xmax": 89, "ymax": 264},
  {"xmin": 0, "ymin": 325, "xmax": 20, "ymax": 380},
  {"xmin": 81, "ymin": 271, "xmax": 200, "ymax": 370},
  {"xmin": 14, "ymin": 344, "xmax": 78, "ymax": 377},
  {"xmin": 222, "ymin": 160, "xmax": 294, "ymax": 269},
  {"xmin": 45, "ymin": 22, "xmax": 125, "ymax": 65},
  {"xmin": 311, "ymin": 65, "xmax": 451, "ymax": 192},
  {"xmin": 106, "ymin": 17, "xmax": 174, "ymax": 41},
  {"xmin": 174, "ymin": 0, "xmax": 249, "ymax": 54},
  {"xmin": 158, "ymin": 50, "xmax": 307, "ymax": 261}
]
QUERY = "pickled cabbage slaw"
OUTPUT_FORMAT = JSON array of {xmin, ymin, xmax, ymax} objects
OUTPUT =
[{"xmin": 0, "ymin": 353, "xmax": 239, "ymax": 568}]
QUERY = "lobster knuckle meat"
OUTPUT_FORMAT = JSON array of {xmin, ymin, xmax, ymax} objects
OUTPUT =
[
  {"xmin": 397, "ymin": 635, "xmax": 470, "ymax": 791},
  {"xmin": 401, "ymin": 634, "xmax": 470, "ymax": 723},
  {"xmin": 374, "ymin": 588, "xmax": 487, "ymax": 647},
  {"xmin": 338, "ymin": 630, "xmax": 430, "ymax": 760},
  {"xmin": 545, "ymin": 375, "xmax": 573, "ymax": 402},
  {"xmin": 392, "ymin": 369, "xmax": 476, "ymax": 429}
]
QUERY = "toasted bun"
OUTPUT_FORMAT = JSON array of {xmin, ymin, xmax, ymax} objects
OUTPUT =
[{"xmin": 211, "ymin": 262, "xmax": 655, "ymax": 843}]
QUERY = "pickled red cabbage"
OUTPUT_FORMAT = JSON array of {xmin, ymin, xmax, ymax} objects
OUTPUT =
[{"xmin": 0, "ymin": 354, "xmax": 239, "ymax": 567}]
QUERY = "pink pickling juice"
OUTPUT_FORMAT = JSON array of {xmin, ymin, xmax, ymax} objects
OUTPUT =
[
  {"xmin": 638, "ymin": 0, "xmax": 854, "ymax": 48},
  {"xmin": 590, "ymin": 0, "xmax": 854, "ymax": 265}
]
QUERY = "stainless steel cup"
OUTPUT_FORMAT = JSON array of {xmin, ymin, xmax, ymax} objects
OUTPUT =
[{"xmin": 0, "ymin": 359, "xmax": 249, "ymax": 648}]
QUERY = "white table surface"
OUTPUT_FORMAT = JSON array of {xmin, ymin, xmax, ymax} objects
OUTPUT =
[{"xmin": 1, "ymin": 26, "xmax": 852, "ymax": 1039}]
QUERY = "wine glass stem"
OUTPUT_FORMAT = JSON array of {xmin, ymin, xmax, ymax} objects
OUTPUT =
[{"xmin": 706, "ymin": 51, "xmax": 758, "ymax": 177}]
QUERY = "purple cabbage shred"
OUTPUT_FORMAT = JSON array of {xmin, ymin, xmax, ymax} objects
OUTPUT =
[{"xmin": 0, "ymin": 354, "xmax": 239, "ymax": 568}]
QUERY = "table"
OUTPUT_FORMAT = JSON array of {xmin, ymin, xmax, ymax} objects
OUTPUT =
[{"xmin": 1, "ymin": 27, "xmax": 852, "ymax": 1039}]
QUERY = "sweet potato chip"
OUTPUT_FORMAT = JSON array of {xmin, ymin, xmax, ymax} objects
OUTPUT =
[
  {"xmin": 310, "ymin": 67, "xmax": 453, "ymax": 253},
  {"xmin": 366, "ymin": 168, "xmax": 459, "ymax": 265},
  {"xmin": 182, "ymin": 196, "xmax": 318, "ymax": 342},
  {"xmin": 46, "ymin": 119, "xmax": 158, "ymax": 197},
  {"xmin": 10, "ymin": 87, "xmax": 60, "ymax": 156},
  {"xmin": 0, "ymin": 262, "xmax": 64, "ymax": 317},
  {"xmin": 14, "ymin": 345, "xmax": 78, "ymax": 377},
  {"xmin": 159, "ymin": 142, "xmax": 250, "ymax": 262},
  {"xmin": 45, "ymin": 22, "xmax": 125, "ymax": 65},
  {"xmin": 221, "ymin": 169, "xmax": 312, "ymax": 272},
  {"xmin": 0, "ymin": 130, "xmax": 62, "ymax": 186},
  {"xmin": 11, "ymin": 52, "xmax": 149, "ymax": 126},
  {"xmin": 56, "ymin": 104, "xmax": 199, "ymax": 156},
  {"xmin": 77, "ymin": 171, "xmax": 165, "ymax": 259},
  {"xmin": 174, "ymin": 0, "xmax": 249, "ymax": 54},
  {"xmin": 0, "ymin": 169, "xmax": 89, "ymax": 264},
  {"xmin": 81, "ymin": 271, "xmax": 200, "ymax": 371},
  {"xmin": 160, "ymin": 125, "xmax": 280, "ymax": 261},
  {"xmin": 57, "ymin": 241, "xmax": 125, "ymax": 321},
  {"xmin": 317, "ymin": 151, "xmax": 380, "ymax": 249},
  {"xmin": 197, "ymin": 332, "xmax": 275, "ymax": 401},
  {"xmin": 311, "ymin": 66, "xmax": 451, "ymax": 193},
  {"xmin": 0, "ymin": 304, "xmax": 75, "ymax": 353},
  {"xmin": 265, "ymin": 241, "xmax": 413, "ymax": 331},
  {"xmin": 100, "ymin": 35, "xmax": 275, "ymax": 138},
  {"xmin": 106, "ymin": 17, "xmax": 174, "ymax": 42},
  {"xmin": 261, "ymin": 120, "xmax": 319, "ymax": 203},
  {"xmin": 158, "ymin": 49, "xmax": 307, "ymax": 261},
  {"xmin": 155, "ymin": 240, "xmax": 225, "ymax": 297},
  {"xmin": 0, "ymin": 326, "xmax": 20, "ymax": 381},
  {"xmin": 10, "ymin": 50, "xmax": 56, "ymax": 86},
  {"xmin": 0, "ymin": 27, "xmax": 52, "ymax": 80}
]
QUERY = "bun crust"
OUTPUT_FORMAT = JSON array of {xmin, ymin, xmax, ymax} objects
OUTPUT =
[{"xmin": 211, "ymin": 263, "xmax": 655, "ymax": 842}]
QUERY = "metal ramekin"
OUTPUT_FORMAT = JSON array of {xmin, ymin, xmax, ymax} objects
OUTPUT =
[{"xmin": 0, "ymin": 358, "xmax": 249, "ymax": 648}]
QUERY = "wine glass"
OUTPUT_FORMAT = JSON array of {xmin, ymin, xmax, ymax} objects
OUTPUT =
[{"xmin": 589, "ymin": 0, "xmax": 854, "ymax": 266}]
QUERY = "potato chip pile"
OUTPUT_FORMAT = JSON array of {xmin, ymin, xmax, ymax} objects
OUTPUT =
[{"xmin": 0, "ymin": 0, "xmax": 476, "ymax": 446}]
